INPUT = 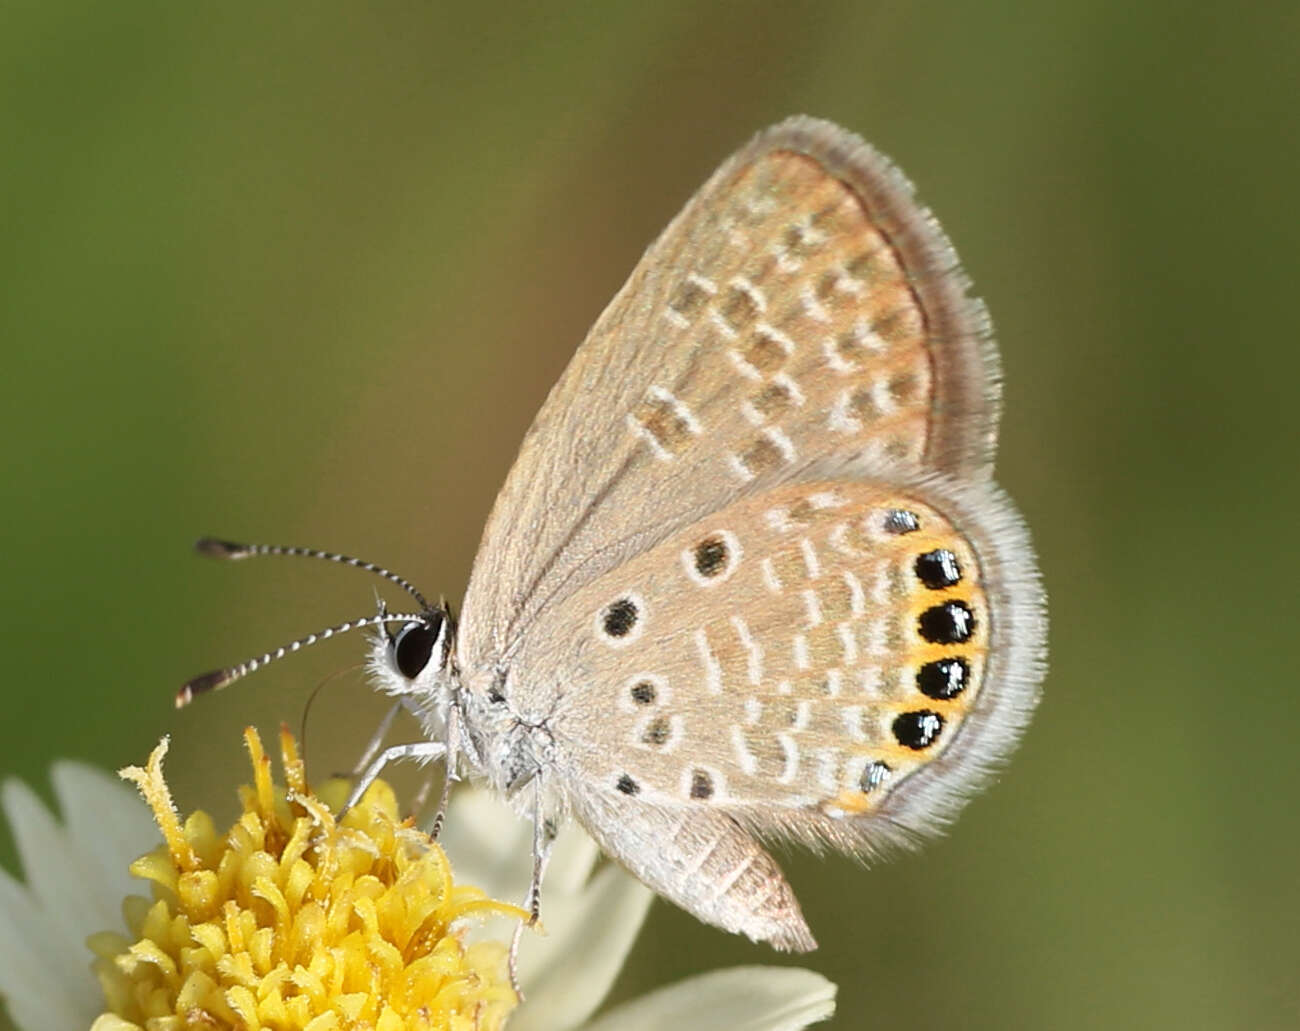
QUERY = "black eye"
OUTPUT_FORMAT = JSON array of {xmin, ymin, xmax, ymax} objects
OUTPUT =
[{"xmin": 393, "ymin": 615, "xmax": 443, "ymax": 679}]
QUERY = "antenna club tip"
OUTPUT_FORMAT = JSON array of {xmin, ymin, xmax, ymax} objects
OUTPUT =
[
  {"xmin": 195, "ymin": 537, "xmax": 250, "ymax": 559},
  {"xmin": 178, "ymin": 669, "xmax": 230, "ymax": 706}
]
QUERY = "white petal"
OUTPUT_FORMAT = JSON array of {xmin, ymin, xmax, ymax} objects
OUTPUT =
[
  {"xmin": 579, "ymin": 966, "xmax": 837, "ymax": 1031},
  {"xmin": 439, "ymin": 788, "xmax": 534, "ymax": 899},
  {"xmin": 0, "ymin": 867, "xmax": 96, "ymax": 1031},
  {"xmin": 442, "ymin": 786, "xmax": 654, "ymax": 1028},
  {"xmin": 0, "ymin": 774, "xmax": 121, "ymax": 1031},
  {"xmin": 90, "ymin": 1016, "xmax": 141, "ymax": 1031},
  {"xmin": 509, "ymin": 864, "xmax": 655, "ymax": 1031},
  {"xmin": 541, "ymin": 818, "xmax": 601, "ymax": 896},
  {"xmin": 439, "ymin": 787, "xmax": 599, "ymax": 900},
  {"xmin": 1, "ymin": 780, "xmax": 106, "ymax": 1010},
  {"xmin": 51, "ymin": 762, "xmax": 158, "ymax": 934}
]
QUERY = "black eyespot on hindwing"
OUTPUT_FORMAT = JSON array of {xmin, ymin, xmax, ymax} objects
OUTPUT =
[
  {"xmin": 918, "ymin": 601, "xmax": 974, "ymax": 644},
  {"xmin": 602, "ymin": 597, "xmax": 639, "ymax": 638},
  {"xmin": 689, "ymin": 769, "xmax": 715, "ymax": 800},
  {"xmin": 883, "ymin": 509, "xmax": 920, "ymax": 534},
  {"xmin": 860, "ymin": 760, "xmax": 892, "ymax": 793},
  {"xmin": 642, "ymin": 716, "xmax": 672, "ymax": 746},
  {"xmin": 914, "ymin": 548, "xmax": 962, "ymax": 589},
  {"xmin": 893, "ymin": 710, "xmax": 945, "ymax": 750},
  {"xmin": 616, "ymin": 774, "xmax": 640, "ymax": 796},
  {"xmin": 917, "ymin": 658, "xmax": 969, "ymax": 700},
  {"xmin": 694, "ymin": 536, "xmax": 729, "ymax": 577}
]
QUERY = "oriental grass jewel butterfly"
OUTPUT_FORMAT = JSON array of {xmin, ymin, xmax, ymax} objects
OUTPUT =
[{"xmin": 182, "ymin": 116, "xmax": 1047, "ymax": 952}]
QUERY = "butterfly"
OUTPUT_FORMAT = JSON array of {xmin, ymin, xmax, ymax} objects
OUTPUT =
[{"xmin": 184, "ymin": 116, "xmax": 1046, "ymax": 952}]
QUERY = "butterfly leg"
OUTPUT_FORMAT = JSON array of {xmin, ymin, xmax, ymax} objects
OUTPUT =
[
  {"xmin": 350, "ymin": 700, "xmax": 404, "ymax": 775},
  {"xmin": 524, "ymin": 783, "xmax": 558, "ymax": 927},
  {"xmin": 342, "ymin": 741, "xmax": 446, "ymax": 815},
  {"xmin": 425, "ymin": 703, "xmax": 462, "ymax": 841},
  {"xmin": 507, "ymin": 776, "xmax": 558, "ymax": 1000}
]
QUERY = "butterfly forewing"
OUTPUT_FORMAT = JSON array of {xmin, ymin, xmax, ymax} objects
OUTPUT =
[{"xmin": 460, "ymin": 117, "xmax": 1000, "ymax": 673}]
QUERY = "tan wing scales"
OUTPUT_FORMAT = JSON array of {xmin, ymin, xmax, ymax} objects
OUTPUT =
[
  {"xmin": 460, "ymin": 117, "xmax": 999, "ymax": 677},
  {"xmin": 529, "ymin": 465, "xmax": 1042, "ymax": 859}
]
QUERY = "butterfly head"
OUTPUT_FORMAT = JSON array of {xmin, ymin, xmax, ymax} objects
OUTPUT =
[{"xmin": 371, "ymin": 603, "xmax": 457, "ymax": 703}]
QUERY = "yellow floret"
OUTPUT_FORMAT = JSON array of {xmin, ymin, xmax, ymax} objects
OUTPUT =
[{"xmin": 91, "ymin": 727, "xmax": 523, "ymax": 1030}]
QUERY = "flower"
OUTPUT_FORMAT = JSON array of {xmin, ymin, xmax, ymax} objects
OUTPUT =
[
  {"xmin": 0, "ymin": 732, "xmax": 837, "ymax": 1030},
  {"xmin": 94, "ymin": 727, "xmax": 523, "ymax": 1029}
]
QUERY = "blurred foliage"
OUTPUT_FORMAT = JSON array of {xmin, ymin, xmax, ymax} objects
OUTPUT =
[{"xmin": 2, "ymin": 2, "xmax": 1298, "ymax": 1029}]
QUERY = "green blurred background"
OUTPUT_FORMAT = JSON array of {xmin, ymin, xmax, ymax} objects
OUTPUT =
[{"xmin": 3, "ymin": 3, "xmax": 1297, "ymax": 1029}]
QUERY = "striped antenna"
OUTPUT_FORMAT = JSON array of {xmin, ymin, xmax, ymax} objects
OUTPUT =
[
  {"xmin": 195, "ymin": 537, "xmax": 433, "ymax": 612},
  {"xmin": 177, "ymin": 610, "xmax": 427, "ymax": 708}
]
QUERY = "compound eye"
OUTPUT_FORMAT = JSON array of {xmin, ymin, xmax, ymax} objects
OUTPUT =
[{"xmin": 393, "ymin": 614, "xmax": 443, "ymax": 679}]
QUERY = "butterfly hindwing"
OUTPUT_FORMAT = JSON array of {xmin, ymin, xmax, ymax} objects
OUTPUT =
[
  {"xmin": 518, "ymin": 460, "xmax": 1042, "ymax": 866},
  {"xmin": 570, "ymin": 791, "xmax": 816, "ymax": 952}
]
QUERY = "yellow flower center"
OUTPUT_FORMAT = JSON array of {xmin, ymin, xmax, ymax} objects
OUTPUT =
[{"xmin": 90, "ymin": 727, "xmax": 524, "ymax": 1031}]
